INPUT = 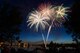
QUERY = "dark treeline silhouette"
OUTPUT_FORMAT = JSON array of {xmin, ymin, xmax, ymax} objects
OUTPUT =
[
  {"xmin": 64, "ymin": 0, "xmax": 80, "ymax": 53},
  {"xmin": 0, "ymin": 2, "xmax": 23, "ymax": 44},
  {"xmin": 23, "ymin": 41, "xmax": 77, "ymax": 53},
  {"xmin": 64, "ymin": 0, "xmax": 80, "ymax": 44}
]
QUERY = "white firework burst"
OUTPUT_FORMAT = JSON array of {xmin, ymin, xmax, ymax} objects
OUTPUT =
[{"xmin": 27, "ymin": 10, "xmax": 49, "ymax": 31}]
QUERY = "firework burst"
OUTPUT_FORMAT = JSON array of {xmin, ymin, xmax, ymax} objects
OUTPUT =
[
  {"xmin": 27, "ymin": 3, "xmax": 69, "ymax": 48},
  {"xmin": 27, "ymin": 10, "xmax": 49, "ymax": 31},
  {"xmin": 38, "ymin": 3, "xmax": 55, "ymax": 18},
  {"xmin": 54, "ymin": 5, "xmax": 69, "ymax": 18}
]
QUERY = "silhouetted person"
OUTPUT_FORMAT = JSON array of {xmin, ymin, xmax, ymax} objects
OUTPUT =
[
  {"xmin": 10, "ymin": 47, "xmax": 16, "ymax": 53},
  {"xmin": 0, "ymin": 46, "xmax": 2, "ymax": 53},
  {"xmin": 48, "ymin": 41, "xmax": 58, "ymax": 53},
  {"xmin": 59, "ymin": 46, "xmax": 66, "ymax": 53}
]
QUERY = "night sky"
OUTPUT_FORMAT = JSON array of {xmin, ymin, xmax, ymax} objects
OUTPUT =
[{"xmin": 0, "ymin": 0, "xmax": 74, "ymax": 43}]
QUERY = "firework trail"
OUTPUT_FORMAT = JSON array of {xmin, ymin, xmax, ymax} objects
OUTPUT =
[
  {"xmin": 42, "ymin": 33, "xmax": 46, "ymax": 47},
  {"xmin": 37, "ymin": 3, "xmax": 54, "ymax": 48},
  {"xmin": 46, "ymin": 5, "xmax": 69, "ymax": 42},
  {"xmin": 46, "ymin": 19, "xmax": 54, "ymax": 42}
]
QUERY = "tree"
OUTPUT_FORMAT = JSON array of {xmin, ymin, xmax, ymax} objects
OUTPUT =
[
  {"xmin": 0, "ymin": 2, "xmax": 23, "ymax": 44},
  {"xmin": 64, "ymin": 1, "xmax": 80, "ymax": 43}
]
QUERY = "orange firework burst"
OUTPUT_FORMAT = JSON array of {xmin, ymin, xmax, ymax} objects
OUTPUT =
[{"xmin": 38, "ymin": 3, "xmax": 55, "ymax": 18}]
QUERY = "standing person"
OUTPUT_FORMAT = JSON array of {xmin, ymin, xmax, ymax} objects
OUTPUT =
[
  {"xmin": 10, "ymin": 47, "xmax": 16, "ymax": 53},
  {"xmin": 0, "ymin": 46, "xmax": 1, "ymax": 53}
]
